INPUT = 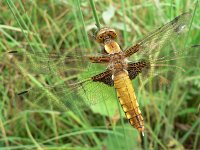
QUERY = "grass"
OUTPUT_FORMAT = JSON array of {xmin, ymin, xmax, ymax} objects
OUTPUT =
[{"xmin": 0, "ymin": 0, "xmax": 200, "ymax": 149}]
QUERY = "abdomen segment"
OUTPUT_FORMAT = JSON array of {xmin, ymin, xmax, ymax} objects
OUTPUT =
[{"xmin": 114, "ymin": 71, "xmax": 144, "ymax": 133}]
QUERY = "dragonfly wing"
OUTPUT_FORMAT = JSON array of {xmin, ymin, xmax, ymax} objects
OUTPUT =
[
  {"xmin": 127, "ymin": 61, "xmax": 149, "ymax": 80},
  {"xmin": 124, "ymin": 12, "xmax": 192, "ymax": 84},
  {"xmin": 92, "ymin": 70, "xmax": 113, "ymax": 86},
  {"xmin": 16, "ymin": 70, "xmax": 115, "ymax": 113},
  {"xmin": 126, "ymin": 46, "xmax": 199, "ymax": 90},
  {"xmin": 4, "ymin": 50, "xmax": 87, "ymax": 75},
  {"xmin": 88, "ymin": 55, "xmax": 110, "ymax": 63},
  {"xmin": 4, "ymin": 50, "xmax": 110, "ymax": 76},
  {"xmin": 125, "ymin": 12, "xmax": 191, "ymax": 60}
]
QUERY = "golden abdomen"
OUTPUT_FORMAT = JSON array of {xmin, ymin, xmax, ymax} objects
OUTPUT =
[{"xmin": 114, "ymin": 71, "xmax": 144, "ymax": 133}]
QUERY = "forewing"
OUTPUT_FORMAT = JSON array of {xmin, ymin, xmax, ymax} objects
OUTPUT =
[
  {"xmin": 4, "ymin": 50, "xmax": 109, "ymax": 76},
  {"xmin": 125, "ymin": 12, "xmax": 191, "ymax": 60},
  {"xmin": 3, "ymin": 48, "xmax": 116, "ymax": 113},
  {"xmin": 125, "ymin": 12, "xmax": 192, "ymax": 84}
]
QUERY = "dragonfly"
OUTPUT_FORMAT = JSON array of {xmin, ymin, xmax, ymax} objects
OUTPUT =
[{"xmin": 6, "ymin": 12, "xmax": 192, "ymax": 135}]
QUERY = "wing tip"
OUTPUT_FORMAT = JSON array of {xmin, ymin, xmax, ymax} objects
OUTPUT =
[{"xmin": 17, "ymin": 90, "xmax": 28, "ymax": 95}]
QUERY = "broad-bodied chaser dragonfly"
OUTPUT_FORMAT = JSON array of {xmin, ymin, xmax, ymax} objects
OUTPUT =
[{"xmin": 6, "ymin": 12, "xmax": 192, "ymax": 135}]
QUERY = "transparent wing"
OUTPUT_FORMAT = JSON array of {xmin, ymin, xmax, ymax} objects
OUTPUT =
[
  {"xmin": 125, "ymin": 12, "xmax": 191, "ymax": 61},
  {"xmin": 17, "ymin": 77, "xmax": 116, "ymax": 113},
  {"xmin": 4, "ymin": 49, "xmax": 110, "ymax": 76},
  {"xmin": 126, "ymin": 46, "xmax": 198, "ymax": 90},
  {"xmin": 2, "ymin": 49, "xmax": 116, "ymax": 113},
  {"xmin": 124, "ymin": 12, "xmax": 193, "ymax": 83},
  {"xmin": 15, "ymin": 46, "xmax": 198, "ymax": 113}
]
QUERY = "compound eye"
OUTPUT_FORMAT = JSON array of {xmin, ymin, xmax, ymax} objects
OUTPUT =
[
  {"xmin": 97, "ymin": 35, "xmax": 104, "ymax": 43},
  {"xmin": 99, "ymin": 36, "xmax": 103, "ymax": 41},
  {"xmin": 109, "ymin": 31, "xmax": 116, "ymax": 39}
]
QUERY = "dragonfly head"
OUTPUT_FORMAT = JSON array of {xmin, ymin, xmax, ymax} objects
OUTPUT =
[{"xmin": 96, "ymin": 27, "xmax": 117, "ymax": 44}]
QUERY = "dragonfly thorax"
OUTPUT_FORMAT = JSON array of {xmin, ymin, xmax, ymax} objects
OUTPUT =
[
  {"xmin": 108, "ymin": 52, "xmax": 128, "ymax": 76},
  {"xmin": 104, "ymin": 41, "xmax": 121, "ymax": 54}
]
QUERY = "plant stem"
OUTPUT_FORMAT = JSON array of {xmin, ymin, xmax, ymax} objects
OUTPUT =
[{"xmin": 89, "ymin": 0, "xmax": 101, "ymax": 29}]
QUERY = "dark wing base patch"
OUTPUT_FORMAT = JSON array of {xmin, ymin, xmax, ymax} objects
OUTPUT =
[
  {"xmin": 88, "ymin": 56, "xmax": 110, "ymax": 63},
  {"xmin": 91, "ymin": 70, "xmax": 113, "ymax": 86},
  {"xmin": 91, "ymin": 61, "xmax": 148, "ymax": 86},
  {"xmin": 127, "ymin": 61, "xmax": 148, "ymax": 80},
  {"xmin": 124, "ymin": 44, "xmax": 141, "ymax": 58}
]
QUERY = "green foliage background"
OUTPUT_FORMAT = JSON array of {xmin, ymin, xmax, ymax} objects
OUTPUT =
[{"xmin": 0, "ymin": 0, "xmax": 200, "ymax": 149}]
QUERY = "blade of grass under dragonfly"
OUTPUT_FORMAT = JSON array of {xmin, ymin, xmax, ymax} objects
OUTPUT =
[{"xmin": 115, "ymin": 91, "xmax": 130, "ymax": 150}]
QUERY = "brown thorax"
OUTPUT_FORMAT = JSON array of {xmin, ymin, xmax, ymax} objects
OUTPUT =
[{"xmin": 108, "ymin": 52, "xmax": 128, "ymax": 79}]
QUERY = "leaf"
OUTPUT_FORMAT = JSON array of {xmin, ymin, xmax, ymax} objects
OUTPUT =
[
  {"xmin": 112, "ymin": 22, "xmax": 131, "ymax": 32},
  {"xmin": 90, "ymin": 95, "xmax": 118, "ymax": 117},
  {"xmin": 102, "ymin": 5, "xmax": 115, "ymax": 24}
]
